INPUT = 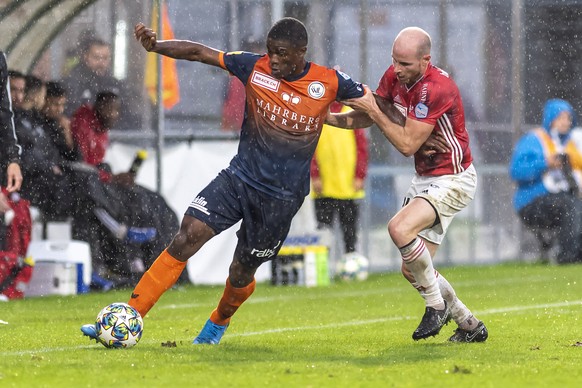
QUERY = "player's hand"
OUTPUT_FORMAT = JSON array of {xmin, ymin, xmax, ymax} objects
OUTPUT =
[
  {"xmin": 5, "ymin": 163, "xmax": 22, "ymax": 193},
  {"xmin": 51, "ymin": 165, "xmax": 63, "ymax": 175},
  {"xmin": 354, "ymin": 178, "xmax": 364, "ymax": 192},
  {"xmin": 0, "ymin": 192, "xmax": 10, "ymax": 213},
  {"xmin": 112, "ymin": 172, "xmax": 136, "ymax": 188},
  {"xmin": 547, "ymin": 153, "xmax": 569, "ymax": 170},
  {"xmin": 134, "ymin": 22, "xmax": 157, "ymax": 51},
  {"xmin": 343, "ymin": 85, "xmax": 378, "ymax": 115},
  {"xmin": 419, "ymin": 132, "xmax": 450, "ymax": 157}
]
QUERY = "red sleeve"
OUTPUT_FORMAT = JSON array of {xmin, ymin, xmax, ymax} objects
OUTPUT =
[
  {"xmin": 71, "ymin": 105, "xmax": 108, "ymax": 167},
  {"xmin": 354, "ymin": 129, "xmax": 368, "ymax": 180},
  {"xmin": 375, "ymin": 67, "xmax": 395, "ymax": 101},
  {"xmin": 71, "ymin": 106, "xmax": 94, "ymax": 164},
  {"xmin": 417, "ymin": 80, "xmax": 453, "ymax": 126},
  {"xmin": 98, "ymin": 170, "xmax": 112, "ymax": 183}
]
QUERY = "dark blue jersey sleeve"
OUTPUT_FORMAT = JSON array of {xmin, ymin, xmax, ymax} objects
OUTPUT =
[
  {"xmin": 335, "ymin": 70, "xmax": 365, "ymax": 100},
  {"xmin": 222, "ymin": 51, "xmax": 263, "ymax": 85}
]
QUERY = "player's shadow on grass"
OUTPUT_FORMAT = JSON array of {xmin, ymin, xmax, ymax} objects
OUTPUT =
[{"xmin": 180, "ymin": 341, "xmax": 453, "ymax": 366}]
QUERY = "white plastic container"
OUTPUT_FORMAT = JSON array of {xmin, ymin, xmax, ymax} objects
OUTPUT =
[
  {"xmin": 25, "ymin": 240, "xmax": 92, "ymax": 295},
  {"xmin": 26, "ymin": 262, "xmax": 77, "ymax": 296}
]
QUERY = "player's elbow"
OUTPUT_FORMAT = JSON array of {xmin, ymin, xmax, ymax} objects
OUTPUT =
[
  {"xmin": 397, "ymin": 142, "xmax": 418, "ymax": 157},
  {"xmin": 400, "ymin": 150, "xmax": 415, "ymax": 158}
]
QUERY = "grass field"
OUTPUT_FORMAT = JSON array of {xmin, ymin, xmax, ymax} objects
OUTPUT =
[{"xmin": 1, "ymin": 262, "xmax": 582, "ymax": 387}]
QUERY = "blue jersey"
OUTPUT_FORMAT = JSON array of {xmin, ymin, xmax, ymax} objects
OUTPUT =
[{"xmin": 219, "ymin": 51, "xmax": 364, "ymax": 199}]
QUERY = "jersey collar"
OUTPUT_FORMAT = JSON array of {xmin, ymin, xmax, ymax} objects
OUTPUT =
[
  {"xmin": 283, "ymin": 62, "xmax": 311, "ymax": 82},
  {"xmin": 405, "ymin": 62, "xmax": 431, "ymax": 92}
]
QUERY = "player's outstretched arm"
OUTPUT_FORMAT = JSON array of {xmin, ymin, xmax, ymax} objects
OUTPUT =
[
  {"xmin": 134, "ymin": 22, "xmax": 221, "ymax": 67},
  {"xmin": 331, "ymin": 89, "xmax": 406, "ymax": 130},
  {"xmin": 326, "ymin": 108, "xmax": 374, "ymax": 129}
]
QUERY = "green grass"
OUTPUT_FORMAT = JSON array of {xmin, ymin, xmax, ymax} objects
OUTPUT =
[{"xmin": 1, "ymin": 262, "xmax": 582, "ymax": 387}]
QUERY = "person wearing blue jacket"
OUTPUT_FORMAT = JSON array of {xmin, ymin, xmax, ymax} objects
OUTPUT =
[{"xmin": 509, "ymin": 99, "xmax": 582, "ymax": 264}]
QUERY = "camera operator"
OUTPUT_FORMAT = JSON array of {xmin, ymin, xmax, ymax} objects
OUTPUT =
[{"xmin": 510, "ymin": 99, "xmax": 582, "ymax": 264}]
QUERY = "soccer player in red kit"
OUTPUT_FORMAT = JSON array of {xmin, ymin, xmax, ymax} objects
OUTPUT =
[
  {"xmin": 81, "ymin": 17, "xmax": 366, "ymax": 345},
  {"xmin": 328, "ymin": 27, "xmax": 488, "ymax": 342}
]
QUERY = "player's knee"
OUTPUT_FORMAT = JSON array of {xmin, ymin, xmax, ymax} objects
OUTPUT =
[
  {"xmin": 169, "ymin": 218, "xmax": 214, "ymax": 258},
  {"xmin": 387, "ymin": 218, "xmax": 403, "ymax": 241},
  {"xmin": 229, "ymin": 258, "xmax": 257, "ymax": 287}
]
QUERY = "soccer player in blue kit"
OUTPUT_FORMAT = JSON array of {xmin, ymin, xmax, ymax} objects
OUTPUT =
[{"xmin": 81, "ymin": 17, "xmax": 367, "ymax": 345}]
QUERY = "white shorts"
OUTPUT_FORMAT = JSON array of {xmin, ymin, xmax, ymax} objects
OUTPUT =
[{"xmin": 403, "ymin": 164, "xmax": 477, "ymax": 244}]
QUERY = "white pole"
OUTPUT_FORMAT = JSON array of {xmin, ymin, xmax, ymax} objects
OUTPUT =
[
  {"xmin": 271, "ymin": 0, "xmax": 284, "ymax": 24},
  {"xmin": 155, "ymin": 0, "xmax": 165, "ymax": 193},
  {"xmin": 511, "ymin": 0, "xmax": 524, "ymax": 142}
]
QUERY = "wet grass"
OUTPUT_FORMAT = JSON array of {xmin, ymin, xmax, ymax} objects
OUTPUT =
[{"xmin": 1, "ymin": 262, "xmax": 581, "ymax": 387}]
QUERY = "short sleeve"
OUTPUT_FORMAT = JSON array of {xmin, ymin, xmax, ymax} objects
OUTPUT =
[
  {"xmin": 375, "ymin": 68, "xmax": 394, "ymax": 101},
  {"xmin": 417, "ymin": 83, "xmax": 453, "ymax": 125},
  {"xmin": 221, "ymin": 51, "xmax": 262, "ymax": 85},
  {"xmin": 335, "ymin": 70, "xmax": 365, "ymax": 100}
]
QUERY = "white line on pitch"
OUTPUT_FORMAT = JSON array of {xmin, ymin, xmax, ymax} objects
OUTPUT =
[
  {"xmin": 0, "ymin": 299, "xmax": 580, "ymax": 357},
  {"xmin": 158, "ymin": 274, "xmax": 561, "ymax": 311}
]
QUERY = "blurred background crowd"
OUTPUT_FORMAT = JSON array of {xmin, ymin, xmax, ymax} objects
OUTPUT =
[{"xmin": 1, "ymin": 0, "xmax": 581, "ymax": 298}]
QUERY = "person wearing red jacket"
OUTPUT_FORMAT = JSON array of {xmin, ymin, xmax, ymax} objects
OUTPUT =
[
  {"xmin": 0, "ymin": 189, "xmax": 32, "ymax": 300},
  {"xmin": 70, "ymin": 91, "xmax": 133, "ymax": 186}
]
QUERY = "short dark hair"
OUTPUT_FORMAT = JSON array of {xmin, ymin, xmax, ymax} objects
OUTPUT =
[
  {"xmin": 45, "ymin": 81, "xmax": 66, "ymax": 98},
  {"xmin": 24, "ymin": 75, "xmax": 44, "ymax": 94},
  {"xmin": 267, "ymin": 17, "xmax": 308, "ymax": 47},
  {"xmin": 8, "ymin": 69, "xmax": 25, "ymax": 80},
  {"xmin": 95, "ymin": 90, "xmax": 118, "ymax": 106},
  {"xmin": 82, "ymin": 37, "xmax": 110, "ymax": 54}
]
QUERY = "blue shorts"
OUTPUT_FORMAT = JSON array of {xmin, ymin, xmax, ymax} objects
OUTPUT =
[{"xmin": 185, "ymin": 169, "xmax": 304, "ymax": 268}]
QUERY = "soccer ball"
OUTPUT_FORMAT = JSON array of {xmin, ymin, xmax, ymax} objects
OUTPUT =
[
  {"xmin": 336, "ymin": 252, "xmax": 369, "ymax": 281},
  {"xmin": 95, "ymin": 302, "xmax": 143, "ymax": 348}
]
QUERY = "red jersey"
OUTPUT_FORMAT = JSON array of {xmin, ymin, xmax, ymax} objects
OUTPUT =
[{"xmin": 376, "ymin": 63, "xmax": 473, "ymax": 176}]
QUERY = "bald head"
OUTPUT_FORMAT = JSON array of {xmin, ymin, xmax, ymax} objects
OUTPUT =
[
  {"xmin": 390, "ymin": 27, "xmax": 432, "ymax": 86},
  {"xmin": 393, "ymin": 27, "xmax": 432, "ymax": 58}
]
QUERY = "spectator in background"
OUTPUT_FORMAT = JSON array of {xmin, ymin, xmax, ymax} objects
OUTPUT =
[
  {"xmin": 42, "ymin": 81, "xmax": 81, "ymax": 163},
  {"xmin": 7, "ymin": 70, "xmax": 26, "ymax": 112},
  {"xmin": 311, "ymin": 100, "xmax": 368, "ymax": 264},
  {"xmin": 15, "ymin": 78, "xmax": 73, "ymax": 220},
  {"xmin": 71, "ymin": 91, "xmax": 123, "ymax": 178},
  {"xmin": 21, "ymin": 75, "xmax": 46, "ymax": 123},
  {"xmin": 1, "ymin": 56, "xmax": 22, "ymax": 193},
  {"xmin": 510, "ymin": 99, "xmax": 582, "ymax": 264},
  {"xmin": 62, "ymin": 37, "xmax": 137, "ymax": 130},
  {"xmin": 0, "ymin": 53, "xmax": 28, "ymax": 300},
  {"xmin": 61, "ymin": 29, "xmax": 100, "ymax": 78},
  {"xmin": 71, "ymin": 91, "xmax": 179, "ymax": 288}
]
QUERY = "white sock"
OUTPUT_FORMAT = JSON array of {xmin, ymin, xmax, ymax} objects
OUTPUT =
[
  {"xmin": 400, "ymin": 238, "xmax": 444, "ymax": 309},
  {"xmin": 437, "ymin": 272, "xmax": 479, "ymax": 330}
]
